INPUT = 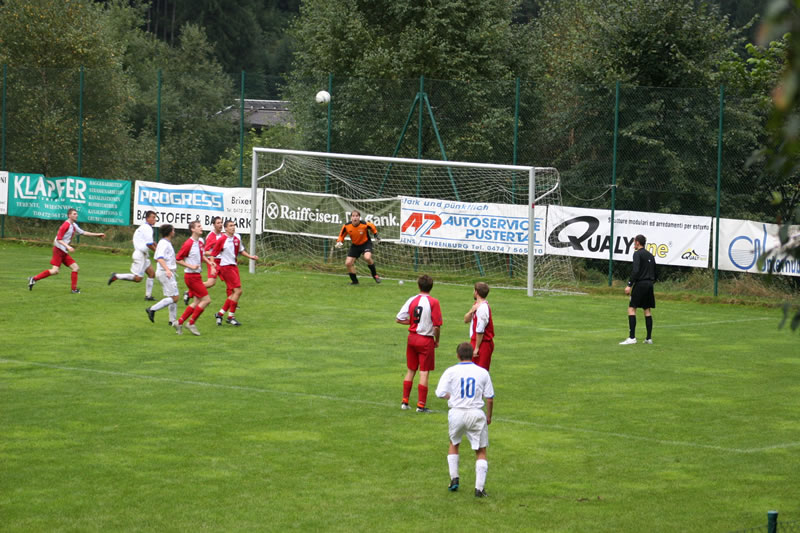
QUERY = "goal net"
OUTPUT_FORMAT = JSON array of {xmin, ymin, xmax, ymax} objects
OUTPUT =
[{"xmin": 250, "ymin": 148, "xmax": 574, "ymax": 292}]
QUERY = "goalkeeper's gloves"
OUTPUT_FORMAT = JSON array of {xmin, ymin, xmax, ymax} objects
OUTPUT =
[
  {"xmin": 373, "ymin": 235, "xmax": 381, "ymax": 244},
  {"xmin": 335, "ymin": 241, "xmax": 343, "ymax": 249}
]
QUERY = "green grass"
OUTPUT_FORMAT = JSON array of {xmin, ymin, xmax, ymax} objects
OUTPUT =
[{"xmin": 1, "ymin": 239, "xmax": 797, "ymax": 532}]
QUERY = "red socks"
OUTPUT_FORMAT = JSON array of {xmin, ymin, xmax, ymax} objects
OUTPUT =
[
  {"xmin": 402, "ymin": 380, "xmax": 413, "ymax": 404},
  {"xmin": 417, "ymin": 385, "xmax": 428, "ymax": 408},
  {"xmin": 33, "ymin": 270, "xmax": 51, "ymax": 281}
]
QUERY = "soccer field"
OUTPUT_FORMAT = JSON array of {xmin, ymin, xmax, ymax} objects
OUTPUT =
[{"xmin": 1, "ymin": 240, "xmax": 797, "ymax": 532}]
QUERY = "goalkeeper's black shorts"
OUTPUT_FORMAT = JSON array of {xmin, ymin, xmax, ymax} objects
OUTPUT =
[{"xmin": 347, "ymin": 241, "xmax": 373, "ymax": 258}]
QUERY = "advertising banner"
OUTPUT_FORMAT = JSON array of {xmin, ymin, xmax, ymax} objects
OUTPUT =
[
  {"xmin": 714, "ymin": 218, "xmax": 800, "ymax": 276},
  {"xmin": 134, "ymin": 180, "xmax": 263, "ymax": 232},
  {"xmin": 399, "ymin": 196, "xmax": 546, "ymax": 255},
  {"xmin": 263, "ymin": 189, "xmax": 400, "ymax": 238},
  {"xmin": 546, "ymin": 206, "xmax": 712, "ymax": 267},
  {"xmin": 7, "ymin": 173, "xmax": 130, "ymax": 225},
  {"xmin": 0, "ymin": 171, "xmax": 7, "ymax": 215}
]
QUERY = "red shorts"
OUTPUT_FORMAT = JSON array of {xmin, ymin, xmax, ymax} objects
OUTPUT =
[
  {"xmin": 50, "ymin": 247, "xmax": 75, "ymax": 267},
  {"xmin": 206, "ymin": 258, "xmax": 221, "ymax": 278},
  {"xmin": 471, "ymin": 339, "xmax": 494, "ymax": 371},
  {"xmin": 219, "ymin": 265, "xmax": 241, "ymax": 289},
  {"xmin": 184, "ymin": 273, "xmax": 209, "ymax": 298},
  {"xmin": 406, "ymin": 333, "xmax": 436, "ymax": 372}
]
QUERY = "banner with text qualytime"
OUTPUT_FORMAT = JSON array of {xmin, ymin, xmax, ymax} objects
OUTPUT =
[
  {"xmin": 8, "ymin": 173, "xmax": 130, "ymax": 225},
  {"xmin": 713, "ymin": 218, "xmax": 800, "ymax": 276},
  {"xmin": 263, "ymin": 189, "xmax": 400, "ymax": 238},
  {"xmin": 546, "ymin": 206, "xmax": 712, "ymax": 267},
  {"xmin": 399, "ymin": 196, "xmax": 546, "ymax": 255},
  {"xmin": 0, "ymin": 171, "xmax": 8, "ymax": 215},
  {"xmin": 134, "ymin": 180, "xmax": 263, "ymax": 232}
]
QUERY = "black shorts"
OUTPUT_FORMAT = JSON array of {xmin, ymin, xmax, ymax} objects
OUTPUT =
[
  {"xmin": 347, "ymin": 241, "xmax": 373, "ymax": 258},
  {"xmin": 629, "ymin": 280, "xmax": 656, "ymax": 309}
]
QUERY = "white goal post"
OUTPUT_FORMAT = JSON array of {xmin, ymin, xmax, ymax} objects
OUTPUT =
[{"xmin": 250, "ymin": 148, "xmax": 571, "ymax": 295}]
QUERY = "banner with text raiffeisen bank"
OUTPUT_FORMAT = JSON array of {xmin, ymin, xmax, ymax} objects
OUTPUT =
[
  {"xmin": 8, "ymin": 173, "xmax": 130, "ymax": 225},
  {"xmin": 263, "ymin": 189, "xmax": 400, "ymax": 238},
  {"xmin": 399, "ymin": 196, "xmax": 546, "ymax": 255},
  {"xmin": 713, "ymin": 218, "xmax": 800, "ymax": 277},
  {"xmin": 134, "ymin": 180, "xmax": 264, "ymax": 232},
  {"xmin": 546, "ymin": 205, "xmax": 712, "ymax": 267}
]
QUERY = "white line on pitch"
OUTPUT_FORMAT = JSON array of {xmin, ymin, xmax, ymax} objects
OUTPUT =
[
  {"xmin": 536, "ymin": 316, "xmax": 773, "ymax": 334},
  {"xmin": 1, "ymin": 357, "xmax": 794, "ymax": 455}
]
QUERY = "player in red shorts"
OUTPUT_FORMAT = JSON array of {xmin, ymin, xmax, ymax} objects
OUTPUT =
[
  {"xmin": 396, "ymin": 274, "xmax": 442, "ymax": 412},
  {"xmin": 463, "ymin": 282, "xmax": 494, "ymax": 371},
  {"xmin": 210, "ymin": 220, "xmax": 259, "ymax": 326},
  {"xmin": 183, "ymin": 216, "xmax": 224, "ymax": 305},
  {"xmin": 174, "ymin": 220, "xmax": 216, "ymax": 336},
  {"xmin": 28, "ymin": 208, "xmax": 105, "ymax": 293}
]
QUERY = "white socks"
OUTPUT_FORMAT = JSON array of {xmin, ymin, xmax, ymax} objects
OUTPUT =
[
  {"xmin": 168, "ymin": 303, "xmax": 177, "ymax": 323},
  {"xmin": 475, "ymin": 459, "xmax": 488, "ymax": 490},
  {"xmin": 145, "ymin": 277, "xmax": 154, "ymax": 297},
  {"xmin": 447, "ymin": 454, "xmax": 459, "ymax": 479},
  {"xmin": 115, "ymin": 273, "xmax": 135, "ymax": 281},
  {"xmin": 150, "ymin": 297, "xmax": 173, "ymax": 312}
]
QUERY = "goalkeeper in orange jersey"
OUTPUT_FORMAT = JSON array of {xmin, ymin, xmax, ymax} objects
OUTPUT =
[{"xmin": 335, "ymin": 209, "xmax": 381, "ymax": 285}]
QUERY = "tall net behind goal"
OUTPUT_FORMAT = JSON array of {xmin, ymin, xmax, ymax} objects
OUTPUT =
[{"xmin": 251, "ymin": 148, "xmax": 574, "ymax": 291}]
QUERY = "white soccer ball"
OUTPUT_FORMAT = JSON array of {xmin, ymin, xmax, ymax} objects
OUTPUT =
[
  {"xmin": 315, "ymin": 90, "xmax": 331, "ymax": 104},
  {"xmin": 398, "ymin": 280, "xmax": 404, "ymax": 285}
]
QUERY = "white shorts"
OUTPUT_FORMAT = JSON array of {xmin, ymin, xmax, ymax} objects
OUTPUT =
[
  {"xmin": 156, "ymin": 270, "xmax": 179, "ymax": 297},
  {"xmin": 448, "ymin": 408, "xmax": 489, "ymax": 450},
  {"xmin": 130, "ymin": 249, "xmax": 151, "ymax": 277}
]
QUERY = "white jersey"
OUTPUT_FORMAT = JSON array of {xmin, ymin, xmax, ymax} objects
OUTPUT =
[
  {"xmin": 436, "ymin": 361, "xmax": 494, "ymax": 410},
  {"xmin": 154, "ymin": 238, "xmax": 177, "ymax": 273},
  {"xmin": 132, "ymin": 223, "xmax": 155, "ymax": 254}
]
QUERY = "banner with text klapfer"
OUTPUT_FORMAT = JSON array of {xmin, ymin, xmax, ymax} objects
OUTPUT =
[{"xmin": 8, "ymin": 173, "xmax": 130, "ymax": 225}]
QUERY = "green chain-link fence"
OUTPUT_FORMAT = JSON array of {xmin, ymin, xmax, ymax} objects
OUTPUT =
[{"xmin": 1, "ymin": 67, "xmax": 796, "ymax": 296}]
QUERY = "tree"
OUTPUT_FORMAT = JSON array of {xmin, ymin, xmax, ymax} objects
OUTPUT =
[
  {"xmin": 286, "ymin": 0, "xmax": 525, "ymax": 164},
  {"xmin": 0, "ymin": 0, "xmax": 134, "ymax": 178},
  {"xmin": 755, "ymin": 0, "xmax": 800, "ymax": 330},
  {"xmin": 526, "ymin": 0, "xmax": 757, "ymax": 219}
]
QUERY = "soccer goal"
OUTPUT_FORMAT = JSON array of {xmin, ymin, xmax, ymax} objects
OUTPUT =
[{"xmin": 249, "ymin": 148, "xmax": 574, "ymax": 294}]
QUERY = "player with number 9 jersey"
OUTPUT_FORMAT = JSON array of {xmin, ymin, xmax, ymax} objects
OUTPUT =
[{"xmin": 396, "ymin": 274, "xmax": 442, "ymax": 412}]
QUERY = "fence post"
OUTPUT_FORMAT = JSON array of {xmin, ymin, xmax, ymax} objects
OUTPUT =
[
  {"xmin": 608, "ymin": 81, "xmax": 620, "ymax": 286},
  {"xmin": 510, "ymin": 77, "xmax": 521, "ymax": 278},
  {"xmin": 156, "ymin": 69, "xmax": 162, "ymax": 182},
  {"xmin": 2, "ymin": 64, "xmax": 6, "ymax": 171},
  {"xmin": 238, "ymin": 70, "xmax": 246, "ymax": 187},
  {"xmin": 2, "ymin": 64, "xmax": 7, "ymax": 239},
  {"xmin": 713, "ymin": 84, "xmax": 725, "ymax": 297},
  {"xmin": 767, "ymin": 510, "xmax": 778, "ymax": 533},
  {"xmin": 326, "ymin": 73, "xmax": 333, "ymax": 155},
  {"xmin": 77, "ymin": 66, "xmax": 84, "ymax": 177}
]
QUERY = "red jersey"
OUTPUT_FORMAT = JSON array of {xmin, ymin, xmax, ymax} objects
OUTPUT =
[
  {"xmin": 469, "ymin": 301, "xmax": 494, "ymax": 343},
  {"xmin": 176, "ymin": 237, "xmax": 205, "ymax": 274},
  {"xmin": 211, "ymin": 233, "xmax": 244, "ymax": 266},
  {"xmin": 397, "ymin": 294, "xmax": 443, "ymax": 337}
]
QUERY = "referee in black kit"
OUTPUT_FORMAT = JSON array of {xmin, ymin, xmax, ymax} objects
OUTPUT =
[{"xmin": 620, "ymin": 234, "xmax": 657, "ymax": 345}]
